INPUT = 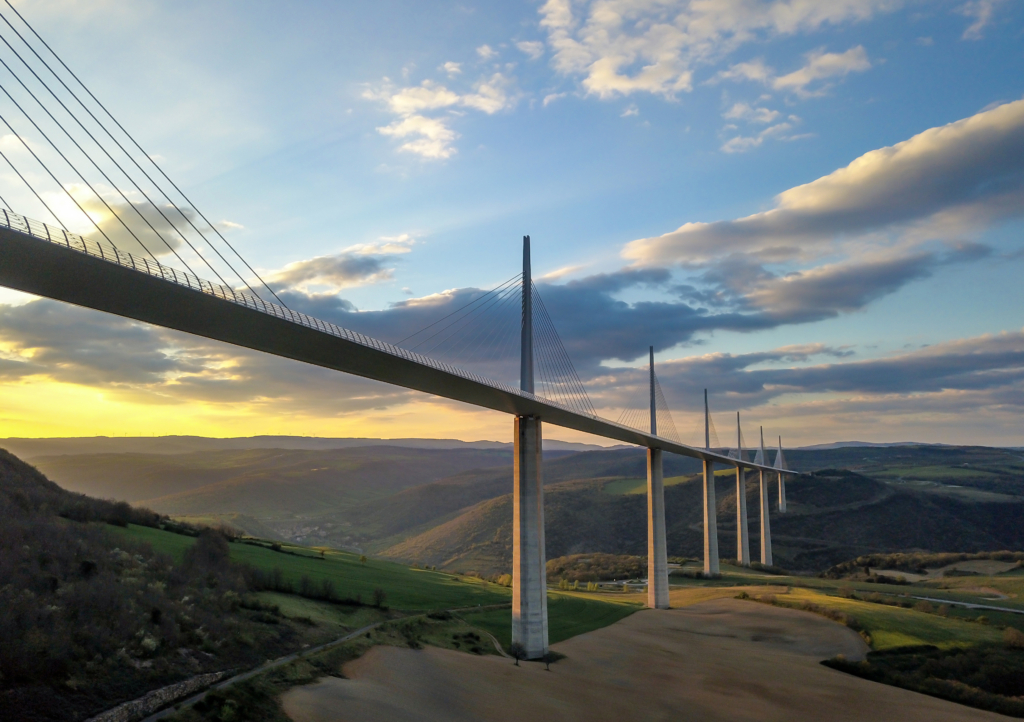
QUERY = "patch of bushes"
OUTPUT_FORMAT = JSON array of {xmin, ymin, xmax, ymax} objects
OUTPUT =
[
  {"xmin": 546, "ymin": 553, "xmax": 645, "ymax": 583},
  {"xmin": 822, "ymin": 551, "xmax": 1024, "ymax": 579},
  {"xmin": 824, "ymin": 644, "xmax": 1024, "ymax": 717}
]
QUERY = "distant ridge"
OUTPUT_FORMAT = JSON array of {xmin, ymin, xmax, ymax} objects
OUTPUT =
[
  {"xmin": 795, "ymin": 441, "xmax": 947, "ymax": 451},
  {"xmin": 0, "ymin": 435, "xmax": 625, "ymax": 459}
]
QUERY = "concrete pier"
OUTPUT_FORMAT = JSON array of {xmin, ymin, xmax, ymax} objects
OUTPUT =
[
  {"xmin": 703, "ymin": 459, "xmax": 720, "ymax": 576},
  {"xmin": 736, "ymin": 467, "xmax": 750, "ymax": 566},
  {"xmin": 758, "ymin": 427, "xmax": 773, "ymax": 566},
  {"xmin": 647, "ymin": 448, "xmax": 669, "ymax": 608},
  {"xmin": 703, "ymin": 389, "xmax": 719, "ymax": 576},
  {"xmin": 512, "ymin": 415, "xmax": 548, "ymax": 658},
  {"xmin": 735, "ymin": 412, "xmax": 750, "ymax": 566},
  {"xmin": 646, "ymin": 347, "xmax": 669, "ymax": 609},
  {"xmin": 511, "ymin": 234, "xmax": 547, "ymax": 659},
  {"xmin": 759, "ymin": 469, "xmax": 773, "ymax": 566}
]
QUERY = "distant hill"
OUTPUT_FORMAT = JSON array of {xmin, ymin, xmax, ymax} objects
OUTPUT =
[
  {"xmin": 33, "ymin": 446, "xmax": 520, "ymax": 509},
  {"xmin": 380, "ymin": 469, "xmax": 1024, "ymax": 575},
  {"xmin": 0, "ymin": 435, "xmax": 619, "ymax": 459},
  {"xmin": 23, "ymin": 438, "xmax": 1024, "ymax": 573}
]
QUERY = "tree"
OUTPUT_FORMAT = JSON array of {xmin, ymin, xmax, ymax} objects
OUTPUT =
[
  {"xmin": 508, "ymin": 642, "xmax": 526, "ymax": 666},
  {"xmin": 359, "ymin": 555, "xmax": 367, "ymax": 565},
  {"xmin": 542, "ymin": 651, "xmax": 555, "ymax": 671},
  {"xmin": 372, "ymin": 587, "xmax": 387, "ymax": 609}
]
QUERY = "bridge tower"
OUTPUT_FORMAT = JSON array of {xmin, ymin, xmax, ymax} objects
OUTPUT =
[
  {"xmin": 776, "ymin": 436, "xmax": 788, "ymax": 513},
  {"xmin": 703, "ymin": 389, "xmax": 720, "ymax": 575},
  {"xmin": 646, "ymin": 347, "xmax": 669, "ymax": 609},
  {"xmin": 512, "ymin": 235, "xmax": 548, "ymax": 659},
  {"xmin": 758, "ymin": 426, "xmax": 773, "ymax": 566},
  {"xmin": 735, "ymin": 412, "xmax": 750, "ymax": 566}
]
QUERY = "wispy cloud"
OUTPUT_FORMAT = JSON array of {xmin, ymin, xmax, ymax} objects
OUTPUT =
[
  {"xmin": 516, "ymin": 40, "xmax": 545, "ymax": 60},
  {"xmin": 958, "ymin": 0, "xmax": 1006, "ymax": 40},
  {"xmin": 364, "ymin": 74, "xmax": 517, "ymax": 159},
  {"xmin": 628, "ymin": 99, "xmax": 1024, "ymax": 264},
  {"xmin": 538, "ymin": 0, "xmax": 894, "ymax": 99}
]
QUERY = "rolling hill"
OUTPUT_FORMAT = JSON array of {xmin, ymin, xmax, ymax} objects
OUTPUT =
[{"xmin": 22, "ymin": 438, "xmax": 1024, "ymax": 573}]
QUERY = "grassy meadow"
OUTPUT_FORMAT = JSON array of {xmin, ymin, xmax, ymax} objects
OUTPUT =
[
  {"xmin": 460, "ymin": 591, "xmax": 643, "ymax": 649},
  {"xmin": 112, "ymin": 523, "xmax": 512, "ymax": 611}
]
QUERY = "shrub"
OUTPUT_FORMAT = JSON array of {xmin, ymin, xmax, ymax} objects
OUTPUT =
[{"xmin": 1005, "ymin": 627, "xmax": 1024, "ymax": 649}]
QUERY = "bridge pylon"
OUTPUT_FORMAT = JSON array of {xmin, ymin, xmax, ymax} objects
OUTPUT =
[
  {"xmin": 735, "ymin": 412, "xmax": 750, "ymax": 567},
  {"xmin": 775, "ymin": 436, "xmax": 788, "ymax": 513},
  {"xmin": 512, "ymin": 235, "xmax": 548, "ymax": 659},
  {"xmin": 703, "ymin": 389, "xmax": 720, "ymax": 576},
  {"xmin": 758, "ymin": 426, "xmax": 773, "ymax": 566},
  {"xmin": 646, "ymin": 346, "xmax": 669, "ymax": 609}
]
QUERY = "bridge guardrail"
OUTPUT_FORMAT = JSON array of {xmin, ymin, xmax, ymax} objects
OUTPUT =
[{"xmin": 0, "ymin": 209, "xmax": 599, "ymax": 422}]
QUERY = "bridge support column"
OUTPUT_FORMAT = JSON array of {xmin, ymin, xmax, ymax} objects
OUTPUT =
[
  {"xmin": 512, "ymin": 415, "xmax": 548, "ymax": 659},
  {"xmin": 736, "ymin": 466, "xmax": 750, "ymax": 566},
  {"xmin": 778, "ymin": 473, "xmax": 787, "ymax": 513},
  {"xmin": 703, "ymin": 459, "xmax": 720, "ymax": 576},
  {"xmin": 647, "ymin": 448, "xmax": 669, "ymax": 609},
  {"xmin": 759, "ymin": 469, "xmax": 773, "ymax": 566}
]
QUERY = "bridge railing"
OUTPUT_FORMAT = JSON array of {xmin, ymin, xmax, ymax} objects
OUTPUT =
[{"xmin": 0, "ymin": 209, "xmax": 604, "ymax": 421}]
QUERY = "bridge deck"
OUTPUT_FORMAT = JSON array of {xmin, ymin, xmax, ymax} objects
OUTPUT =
[{"xmin": 0, "ymin": 215, "xmax": 786, "ymax": 472}]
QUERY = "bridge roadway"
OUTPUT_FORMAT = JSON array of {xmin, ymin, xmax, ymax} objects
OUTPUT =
[{"xmin": 0, "ymin": 213, "xmax": 782, "ymax": 474}]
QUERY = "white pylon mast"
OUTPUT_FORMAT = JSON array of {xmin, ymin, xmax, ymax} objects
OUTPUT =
[{"xmin": 520, "ymin": 235, "xmax": 533, "ymax": 394}]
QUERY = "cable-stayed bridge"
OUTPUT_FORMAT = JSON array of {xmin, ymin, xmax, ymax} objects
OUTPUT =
[{"xmin": 0, "ymin": 2, "xmax": 796, "ymax": 659}]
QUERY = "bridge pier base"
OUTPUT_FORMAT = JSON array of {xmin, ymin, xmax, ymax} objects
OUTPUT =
[
  {"xmin": 759, "ymin": 469, "xmax": 773, "ymax": 566},
  {"xmin": 703, "ymin": 460, "xmax": 720, "ymax": 576},
  {"xmin": 778, "ymin": 472, "xmax": 787, "ymax": 513},
  {"xmin": 512, "ymin": 415, "xmax": 548, "ymax": 659},
  {"xmin": 736, "ymin": 466, "xmax": 750, "ymax": 566},
  {"xmin": 647, "ymin": 448, "xmax": 669, "ymax": 609}
]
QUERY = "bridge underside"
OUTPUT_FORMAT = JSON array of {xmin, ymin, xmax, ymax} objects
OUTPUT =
[{"xmin": 0, "ymin": 227, "xmax": 781, "ymax": 473}]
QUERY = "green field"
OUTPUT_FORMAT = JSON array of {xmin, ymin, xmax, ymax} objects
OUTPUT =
[
  {"xmin": 603, "ymin": 474, "xmax": 697, "ymax": 495},
  {"xmin": 112, "ymin": 524, "xmax": 511, "ymax": 611},
  {"xmin": 778, "ymin": 588, "xmax": 1004, "ymax": 650},
  {"xmin": 460, "ymin": 591, "xmax": 642, "ymax": 650}
]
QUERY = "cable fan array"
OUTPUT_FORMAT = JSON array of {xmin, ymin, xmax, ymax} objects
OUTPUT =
[
  {"xmin": 394, "ymin": 277, "xmax": 596, "ymax": 416},
  {"xmin": 615, "ymin": 364, "xmax": 681, "ymax": 444},
  {"xmin": 0, "ymin": 1, "xmax": 282, "ymax": 306}
]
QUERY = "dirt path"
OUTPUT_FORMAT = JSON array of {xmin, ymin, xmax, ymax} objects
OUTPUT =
[{"xmin": 281, "ymin": 598, "xmax": 1004, "ymax": 722}]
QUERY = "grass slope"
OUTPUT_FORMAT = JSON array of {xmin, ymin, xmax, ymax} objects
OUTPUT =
[
  {"xmin": 112, "ymin": 524, "xmax": 511, "ymax": 611},
  {"xmin": 460, "ymin": 591, "xmax": 642, "ymax": 651}
]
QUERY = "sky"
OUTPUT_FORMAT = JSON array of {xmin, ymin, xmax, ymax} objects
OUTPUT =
[{"xmin": 0, "ymin": 0, "xmax": 1022, "ymax": 447}]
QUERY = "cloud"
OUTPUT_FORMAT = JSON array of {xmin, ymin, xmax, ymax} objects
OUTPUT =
[
  {"xmin": 772, "ymin": 46, "xmax": 871, "ymax": 97},
  {"xmin": 364, "ymin": 75, "xmax": 517, "ymax": 159},
  {"xmin": 627, "ymin": 99, "xmax": 1024, "ymax": 264},
  {"xmin": 711, "ymin": 59, "xmax": 774, "ymax": 85},
  {"xmin": 0, "ymin": 298, "xmax": 414, "ymax": 416},
  {"xmin": 723, "ymin": 102, "xmax": 780, "ymax": 124},
  {"xmin": 958, "ymin": 0, "xmax": 1005, "ymax": 40},
  {"xmin": 648, "ymin": 329, "xmax": 1024, "ymax": 407},
  {"xmin": 516, "ymin": 41, "xmax": 545, "ymax": 60},
  {"xmin": 543, "ymin": 92, "xmax": 567, "ymax": 106},
  {"xmin": 714, "ymin": 46, "xmax": 871, "ymax": 98},
  {"xmin": 343, "ymin": 234, "xmax": 416, "ymax": 256},
  {"xmin": 376, "ymin": 114, "xmax": 459, "ymax": 159},
  {"xmin": 720, "ymin": 117, "xmax": 802, "ymax": 153},
  {"xmin": 621, "ymin": 103, "xmax": 639, "ymax": 117},
  {"xmin": 476, "ymin": 44, "xmax": 498, "ymax": 60},
  {"xmin": 537, "ymin": 0, "xmax": 897, "ymax": 99},
  {"xmin": 269, "ymin": 253, "xmax": 392, "ymax": 292},
  {"xmin": 442, "ymin": 61, "xmax": 462, "ymax": 76}
]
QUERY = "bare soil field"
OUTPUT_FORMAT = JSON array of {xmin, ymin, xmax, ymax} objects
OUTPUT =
[{"xmin": 281, "ymin": 598, "xmax": 1004, "ymax": 722}]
